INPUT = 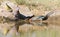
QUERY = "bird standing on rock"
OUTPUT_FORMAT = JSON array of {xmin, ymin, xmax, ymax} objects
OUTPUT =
[
  {"xmin": 30, "ymin": 11, "xmax": 54, "ymax": 21},
  {"xmin": 5, "ymin": 3, "xmax": 34, "ymax": 32},
  {"xmin": 29, "ymin": 11, "xmax": 54, "ymax": 26},
  {"xmin": 15, "ymin": 10, "xmax": 34, "ymax": 20},
  {"xmin": 4, "ymin": 2, "xmax": 54, "ymax": 32},
  {"xmin": 5, "ymin": 3, "xmax": 34, "ymax": 20}
]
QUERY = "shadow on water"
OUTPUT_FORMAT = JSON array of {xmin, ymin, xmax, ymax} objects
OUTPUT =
[
  {"xmin": 35, "ymin": 22, "xmax": 48, "ymax": 26},
  {"xmin": 0, "ymin": 16, "xmax": 60, "ymax": 37},
  {"xmin": 13, "ymin": 17, "xmax": 60, "ymax": 37},
  {"xmin": 14, "ymin": 19, "xmax": 48, "ymax": 32}
]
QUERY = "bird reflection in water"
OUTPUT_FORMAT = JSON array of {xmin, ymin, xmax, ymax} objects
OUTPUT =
[{"xmin": 4, "ymin": 3, "xmax": 54, "ymax": 32}]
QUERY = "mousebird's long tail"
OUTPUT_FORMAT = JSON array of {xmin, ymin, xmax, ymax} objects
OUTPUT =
[{"xmin": 46, "ymin": 11, "xmax": 54, "ymax": 17}]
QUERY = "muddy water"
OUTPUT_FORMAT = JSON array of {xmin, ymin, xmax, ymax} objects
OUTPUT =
[{"xmin": 0, "ymin": 16, "xmax": 60, "ymax": 37}]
